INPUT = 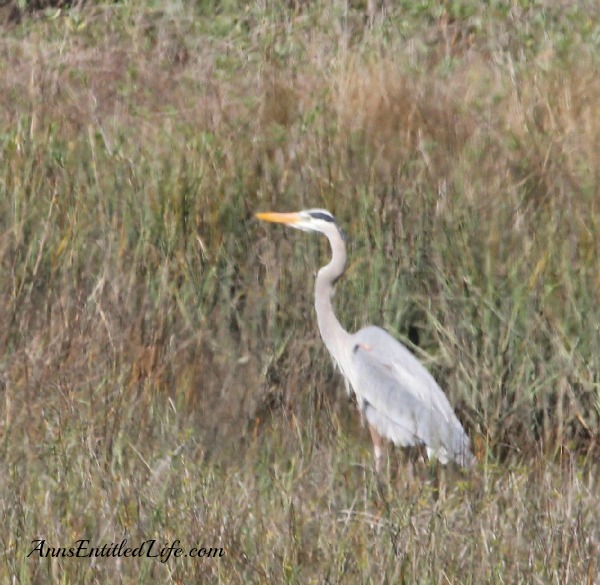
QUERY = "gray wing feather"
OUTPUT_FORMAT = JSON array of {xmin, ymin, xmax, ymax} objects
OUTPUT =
[{"xmin": 350, "ymin": 326, "xmax": 474, "ymax": 466}]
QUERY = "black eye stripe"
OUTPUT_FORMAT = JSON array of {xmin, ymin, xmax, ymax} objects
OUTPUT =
[{"xmin": 309, "ymin": 212, "xmax": 335, "ymax": 223}]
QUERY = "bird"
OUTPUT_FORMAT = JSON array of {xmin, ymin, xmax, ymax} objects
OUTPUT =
[{"xmin": 255, "ymin": 208, "xmax": 475, "ymax": 471}]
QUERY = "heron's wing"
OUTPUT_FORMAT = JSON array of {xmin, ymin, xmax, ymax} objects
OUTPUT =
[
  {"xmin": 350, "ymin": 326, "xmax": 473, "ymax": 465},
  {"xmin": 352, "ymin": 326, "xmax": 461, "ymax": 419}
]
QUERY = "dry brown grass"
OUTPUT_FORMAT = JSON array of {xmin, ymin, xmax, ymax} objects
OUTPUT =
[
  {"xmin": 1, "ymin": 1, "xmax": 600, "ymax": 583},
  {"xmin": 1, "ymin": 0, "xmax": 599, "ymax": 470}
]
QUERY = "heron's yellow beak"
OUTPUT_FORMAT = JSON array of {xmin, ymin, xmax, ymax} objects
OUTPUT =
[{"xmin": 255, "ymin": 211, "xmax": 301, "ymax": 225}]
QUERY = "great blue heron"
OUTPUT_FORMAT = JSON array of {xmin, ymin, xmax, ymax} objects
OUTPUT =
[{"xmin": 256, "ymin": 208, "xmax": 475, "ymax": 471}]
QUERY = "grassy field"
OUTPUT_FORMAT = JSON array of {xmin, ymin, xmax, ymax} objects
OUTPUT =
[{"xmin": 1, "ymin": 0, "xmax": 599, "ymax": 582}]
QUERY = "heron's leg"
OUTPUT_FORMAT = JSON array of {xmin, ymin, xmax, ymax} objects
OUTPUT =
[{"xmin": 368, "ymin": 424, "xmax": 384, "ymax": 473}]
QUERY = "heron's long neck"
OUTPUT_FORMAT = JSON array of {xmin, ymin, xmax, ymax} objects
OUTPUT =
[{"xmin": 315, "ymin": 229, "xmax": 351, "ymax": 353}]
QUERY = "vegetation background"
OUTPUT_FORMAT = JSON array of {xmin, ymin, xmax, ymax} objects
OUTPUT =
[{"xmin": 1, "ymin": 0, "xmax": 599, "ymax": 582}]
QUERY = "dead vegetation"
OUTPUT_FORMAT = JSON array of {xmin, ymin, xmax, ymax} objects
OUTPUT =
[{"xmin": 1, "ymin": 1, "xmax": 599, "ymax": 583}]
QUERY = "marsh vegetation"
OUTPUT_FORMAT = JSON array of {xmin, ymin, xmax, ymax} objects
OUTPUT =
[{"xmin": 1, "ymin": 1, "xmax": 599, "ymax": 582}]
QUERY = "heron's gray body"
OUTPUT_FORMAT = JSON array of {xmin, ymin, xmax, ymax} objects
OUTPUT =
[
  {"xmin": 256, "ymin": 208, "xmax": 474, "ymax": 470},
  {"xmin": 350, "ymin": 326, "xmax": 474, "ymax": 466}
]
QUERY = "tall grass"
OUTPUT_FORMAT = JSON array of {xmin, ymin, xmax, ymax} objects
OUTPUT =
[{"xmin": 1, "ymin": 1, "xmax": 599, "ymax": 583}]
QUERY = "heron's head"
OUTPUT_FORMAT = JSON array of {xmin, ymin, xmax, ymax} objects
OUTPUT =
[{"xmin": 255, "ymin": 209, "xmax": 337, "ymax": 234}]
